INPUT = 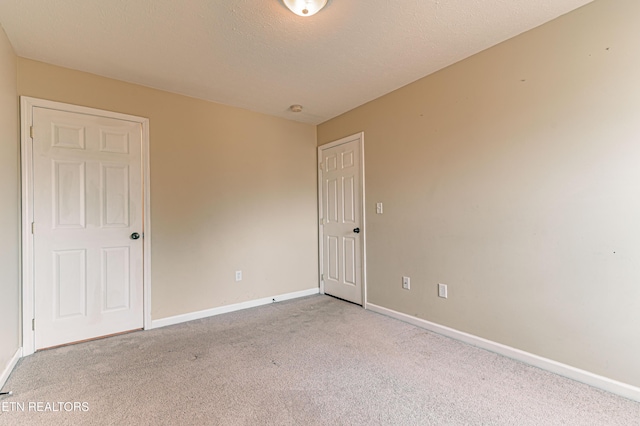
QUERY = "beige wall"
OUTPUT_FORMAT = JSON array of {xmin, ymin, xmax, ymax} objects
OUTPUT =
[
  {"xmin": 18, "ymin": 59, "xmax": 318, "ymax": 319},
  {"xmin": 0, "ymin": 25, "xmax": 20, "ymax": 372},
  {"xmin": 318, "ymin": 0, "xmax": 640, "ymax": 387}
]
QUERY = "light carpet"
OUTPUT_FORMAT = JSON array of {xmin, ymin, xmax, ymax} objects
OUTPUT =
[{"xmin": 1, "ymin": 295, "xmax": 638, "ymax": 425}]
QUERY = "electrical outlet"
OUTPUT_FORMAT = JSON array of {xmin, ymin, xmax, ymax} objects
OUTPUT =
[
  {"xmin": 235, "ymin": 270, "xmax": 242, "ymax": 282},
  {"xmin": 438, "ymin": 283, "xmax": 448, "ymax": 299},
  {"xmin": 402, "ymin": 276, "xmax": 410, "ymax": 290}
]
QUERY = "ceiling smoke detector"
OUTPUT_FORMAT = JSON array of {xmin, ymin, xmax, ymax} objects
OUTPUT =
[
  {"xmin": 282, "ymin": 0, "xmax": 328, "ymax": 17},
  {"xmin": 290, "ymin": 104, "xmax": 303, "ymax": 113}
]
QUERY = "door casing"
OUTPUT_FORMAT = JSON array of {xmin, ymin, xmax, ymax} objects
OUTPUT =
[
  {"xmin": 20, "ymin": 97, "xmax": 152, "ymax": 356},
  {"xmin": 317, "ymin": 132, "xmax": 367, "ymax": 307}
]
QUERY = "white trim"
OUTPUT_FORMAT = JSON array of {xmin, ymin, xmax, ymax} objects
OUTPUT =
[
  {"xmin": 20, "ymin": 97, "xmax": 151, "ymax": 356},
  {"xmin": 360, "ymin": 135, "xmax": 367, "ymax": 309},
  {"xmin": 367, "ymin": 303, "xmax": 640, "ymax": 402},
  {"xmin": 317, "ymin": 132, "xmax": 367, "ymax": 306},
  {"xmin": 150, "ymin": 287, "xmax": 320, "ymax": 329},
  {"xmin": 317, "ymin": 151, "xmax": 324, "ymax": 295},
  {"xmin": 0, "ymin": 348, "xmax": 22, "ymax": 390},
  {"xmin": 141, "ymin": 119, "xmax": 152, "ymax": 331},
  {"xmin": 20, "ymin": 97, "xmax": 35, "ymax": 356}
]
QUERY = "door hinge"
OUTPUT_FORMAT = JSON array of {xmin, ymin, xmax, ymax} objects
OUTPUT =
[
  {"xmin": 31, "ymin": 222, "xmax": 35, "ymax": 234},
  {"xmin": 321, "ymin": 274, "xmax": 324, "ymax": 282},
  {"xmin": 318, "ymin": 162, "xmax": 324, "ymax": 171},
  {"xmin": 32, "ymin": 318, "xmax": 35, "ymax": 331},
  {"xmin": 30, "ymin": 126, "xmax": 34, "ymax": 139}
]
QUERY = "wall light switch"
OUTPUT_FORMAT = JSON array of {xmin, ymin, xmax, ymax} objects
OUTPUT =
[
  {"xmin": 402, "ymin": 276, "xmax": 410, "ymax": 290},
  {"xmin": 376, "ymin": 202, "xmax": 383, "ymax": 214},
  {"xmin": 235, "ymin": 271, "xmax": 242, "ymax": 282},
  {"xmin": 438, "ymin": 283, "xmax": 448, "ymax": 299}
]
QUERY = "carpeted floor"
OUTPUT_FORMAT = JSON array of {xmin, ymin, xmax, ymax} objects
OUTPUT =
[{"xmin": 1, "ymin": 295, "xmax": 638, "ymax": 425}]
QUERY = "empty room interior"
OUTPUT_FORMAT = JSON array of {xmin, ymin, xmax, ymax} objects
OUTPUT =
[{"xmin": 1, "ymin": 0, "xmax": 640, "ymax": 424}]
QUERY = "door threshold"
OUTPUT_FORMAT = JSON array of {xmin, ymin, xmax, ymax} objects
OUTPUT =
[
  {"xmin": 324, "ymin": 293, "xmax": 363, "ymax": 307},
  {"xmin": 36, "ymin": 328, "xmax": 142, "ymax": 352}
]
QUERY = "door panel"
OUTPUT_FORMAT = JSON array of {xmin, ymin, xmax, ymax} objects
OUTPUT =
[
  {"xmin": 343, "ymin": 176, "xmax": 355, "ymax": 223},
  {"xmin": 343, "ymin": 237, "xmax": 356, "ymax": 285},
  {"xmin": 320, "ymin": 136, "xmax": 363, "ymax": 305},
  {"xmin": 54, "ymin": 249, "xmax": 87, "ymax": 318},
  {"xmin": 33, "ymin": 107, "xmax": 143, "ymax": 349},
  {"xmin": 53, "ymin": 161, "xmax": 86, "ymax": 228},
  {"xmin": 328, "ymin": 236, "xmax": 339, "ymax": 281},
  {"xmin": 102, "ymin": 164, "xmax": 130, "ymax": 227},
  {"xmin": 101, "ymin": 246, "xmax": 130, "ymax": 312}
]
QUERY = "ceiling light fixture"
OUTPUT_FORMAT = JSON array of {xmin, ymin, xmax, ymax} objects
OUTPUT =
[
  {"xmin": 290, "ymin": 104, "xmax": 303, "ymax": 113},
  {"xmin": 283, "ymin": 0, "xmax": 328, "ymax": 17}
]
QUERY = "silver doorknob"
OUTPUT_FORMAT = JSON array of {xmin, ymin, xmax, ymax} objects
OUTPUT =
[{"xmin": 130, "ymin": 232, "xmax": 140, "ymax": 240}]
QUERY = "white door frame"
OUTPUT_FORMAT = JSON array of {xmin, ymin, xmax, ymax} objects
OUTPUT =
[
  {"xmin": 317, "ymin": 132, "xmax": 367, "ymax": 307},
  {"xmin": 20, "ymin": 96, "xmax": 152, "ymax": 356}
]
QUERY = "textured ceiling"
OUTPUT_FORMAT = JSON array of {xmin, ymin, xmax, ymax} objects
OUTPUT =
[{"xmin": 0, "ymin": 0, "xmax": 593, "ymax": 124}]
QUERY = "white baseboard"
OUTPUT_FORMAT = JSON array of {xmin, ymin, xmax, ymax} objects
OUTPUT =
[
  {"xmin": 151, "ymin": 287, "xmax": 320, "ymax": 329},
  {"xmin": 0, "ymin": 347, "xmax": 22, "ymax": 390},
  {"xmin": 366, "ymin": 303, "xmax": 640, "ymax": 402}
]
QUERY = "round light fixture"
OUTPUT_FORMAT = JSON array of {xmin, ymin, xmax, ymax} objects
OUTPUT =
[
  {"xmin": 283, "ymin": 0, "xmax": 328, "ymax": 17},
  {"xmin": 290, "ymin": 104, "xmax": 303, "ymax": 113}
]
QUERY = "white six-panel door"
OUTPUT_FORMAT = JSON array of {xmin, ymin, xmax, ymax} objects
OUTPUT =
[
  {"xmin": 32, "ymin": 106, "xmax": 144, "ymax": 349},
  {"xmin": 319, "ymin": 134, "xmax": 364, "ymax": 305}
]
